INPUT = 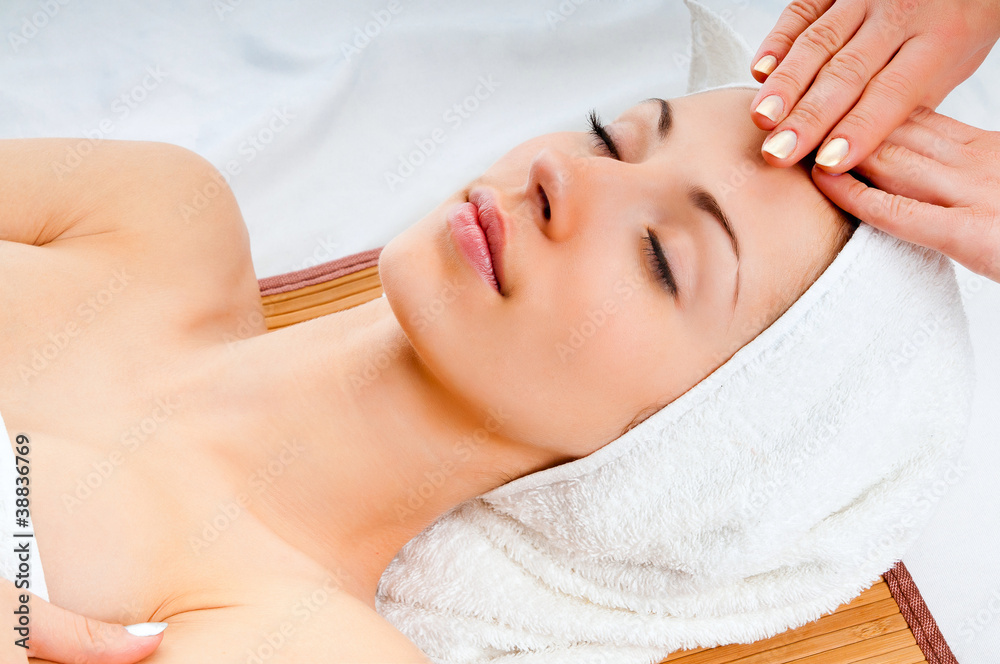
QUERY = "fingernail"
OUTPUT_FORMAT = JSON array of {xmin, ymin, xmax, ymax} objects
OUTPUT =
[
  {"xmin": 762, "ymin": 130, "xmax": 797, "ymax": 160},
  {"xmin": 125, "ymin": 622, "xmax": 168, "ymax": 637},
  {"xmin": 754, "ymin": 95, "xmax": 784, "ymax": 123},
  {"xmin": 815, "ymin": 137, "xmax": 850, "ymax": 168},
  {"xmin": 753, "ymin": 55, "xmax": 777, "ymax": 76}
]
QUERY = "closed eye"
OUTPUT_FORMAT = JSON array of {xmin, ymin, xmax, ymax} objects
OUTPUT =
[
  {"xmin": 588, "ymin": 110, "xmax": 677, "ymax": 298},
  {"xmin": 587, "ymin": 110, "xmax": 621, "ymax": 160},
  {"xmin": 643, "ymin": 230, "xmax": 678, "ymax": 297}
]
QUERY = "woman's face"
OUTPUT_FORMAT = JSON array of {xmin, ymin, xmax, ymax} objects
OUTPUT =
[{"xmin": 379, "ymin": 87, "xmax": 851, "ymax": 458}]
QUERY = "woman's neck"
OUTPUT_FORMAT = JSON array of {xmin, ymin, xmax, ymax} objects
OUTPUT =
[{"xmin": 183, "ymin": 296, "xmax": 560, "ymax": 607}]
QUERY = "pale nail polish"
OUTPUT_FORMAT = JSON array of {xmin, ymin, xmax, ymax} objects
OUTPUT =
[
  {"xmin": 125, "ymin": 622, "xmax": 168, "ymax": 637},
  {"xmin": 815, "ymin": 138, "xmax": 850, "ymax": 168},
  {"xmin": 754, "ymin": 95, "xmax": 784, "ymax": 123},
  {"xmin": 753, "ymin": 55, "xmax": 777, "ymax": 76},
  {"xmin": 762, "ymin": 130, "xmax": 797, "ymax": 160}
]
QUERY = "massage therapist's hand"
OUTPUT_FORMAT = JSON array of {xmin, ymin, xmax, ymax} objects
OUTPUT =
[
  {"xmin": 2, "ymin": 578, "xmax": 166, "ymax": 664},
  {"xmin": 813, "ymin": 106, "xmax": 1000, "ymax": 282},
  {"xmin": 749, "ymin": 0, "xmax": 1000, "ymax": 171}
]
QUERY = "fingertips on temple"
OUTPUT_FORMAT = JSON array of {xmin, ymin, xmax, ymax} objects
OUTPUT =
[
  {"xmin": 753, "ymin": 94, "xmax": 785, "ymax": 127},
  {"xmin": 810, "ymin": 165, "xmax": 866, "ymax": 217}
]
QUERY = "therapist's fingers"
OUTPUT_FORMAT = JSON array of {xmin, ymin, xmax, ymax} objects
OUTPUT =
[
  {"xmin": 906, "ymin": 104, "xmax": 990, "ymax": 147},
  {"xmin": 751, "ymin": 0, "xmax": 836, "ymax": 81},
  {"xmin": 815, "ymin": 107, "xmax": 1000, "ymax": 281},
  {"xmin": 807, "ymin": 38, "xmax": 942, "ymax": 173},
  {"xmin": 754, "ymin": 19, "xmax": 897, "ymax": 162},
  {"xmin": 812, "ymin": 166, "xmax": 1000, "ymax": 281},
  {"xmin": 811, "ymin": 166, "xmax": 965, "ymax": 259},
  {"xmin": 751, "ymin": 0, "xmax": 866, "ymax": 128},
  {"xmin": 849, "ymin": 141, "xmax": 962, "ymax": 207},
  {"xmin": 880, "ymin": 110, "xmax": 965, "ymax": 165}
]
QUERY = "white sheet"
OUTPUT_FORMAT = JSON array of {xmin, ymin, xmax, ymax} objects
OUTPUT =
[{"xmin": 2, "ymin": 1, "xmax": 998, "ymax": 660}]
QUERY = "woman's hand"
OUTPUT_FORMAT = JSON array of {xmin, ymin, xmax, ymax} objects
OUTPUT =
[
  {"xmin": 3, "ymin": 578, "xmax": 166, "ymax": 663},
  {"xmin": 812, "ymin": 106, "xmax": 1000, "ymax": 282},
  {"xmin": 749, "ymin": 0, "xmax": 1000, "ymax": 171}
]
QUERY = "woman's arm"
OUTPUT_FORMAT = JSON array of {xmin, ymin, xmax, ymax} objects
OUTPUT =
[
  {"xmin": 0, "ymin": 138, "xmax": 237, "ymax": 247},
  {"xmin": 0, "ymin": 138, "xmax": 260, "ymax": 327}
]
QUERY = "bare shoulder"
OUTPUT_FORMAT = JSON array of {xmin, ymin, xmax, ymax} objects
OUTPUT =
[
  {"xmin": 0, "ymin": 138, "xmax": 241, "ymax": 246},
  {"xmin": 0, "ymin": 139, "xmax": 263, "ymax": 337},
  {"xmin": 140, "ymin": 579, "xmax": 431, "ymax": 664}
]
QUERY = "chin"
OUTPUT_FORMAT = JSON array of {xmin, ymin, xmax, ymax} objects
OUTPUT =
[
  {"xmin": 376, "ymin": 201, "xmax": 497, "ymax": 406},
  {"xmin": 378, "ymin": 201, "xmax": 462, "ymax": 345},
  {"xmin": 378, "ymin": 224, "xmax": 429, "ymax": 337}
]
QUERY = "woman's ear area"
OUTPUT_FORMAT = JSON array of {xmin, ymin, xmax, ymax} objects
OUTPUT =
[{"xmin": 618, "ymin": 401, "xmax": 667, "ymax": 438}]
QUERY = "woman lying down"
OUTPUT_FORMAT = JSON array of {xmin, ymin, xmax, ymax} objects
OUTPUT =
[{"xmin": 0, "ymin": 83, "xmax": 974, "ymax": 664}]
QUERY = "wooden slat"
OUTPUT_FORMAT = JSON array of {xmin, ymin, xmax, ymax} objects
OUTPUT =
[
  {"xmin": 851, "ymin": 645, "xmax": 927, "ymax": 664},
  {"xmin": 261, "ymin": 266, "xmax": 383, "ymax": 329},
  {"xmin": 663, "ymin": 583, "xmax": 894, "ymax": 661},
  {"xmin": 257, "ymin": 267, "xmax": 930, "ymax": 664},
  {"xmin": 666, "ymin": 598, "xmax": 902, "ymax": 663},
  {"xmin": 668, "ymin": 614, "xmax": 909, "ymax": 663},
  {"xmin": 789, "ymin": 629, "xmax": 919, "ymax": 664},
  {"xmin": 661, "ymin": 581, "xmax": 924, "ymax": 664}
]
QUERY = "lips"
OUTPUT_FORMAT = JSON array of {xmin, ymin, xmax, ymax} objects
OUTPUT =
[
  {"xmin": 469, "ymin": 188, "xmax": 507, "ymax": 292},
  {"xmin": 446, "ymin": 188, "xmax": 508, "ymax": 295}
]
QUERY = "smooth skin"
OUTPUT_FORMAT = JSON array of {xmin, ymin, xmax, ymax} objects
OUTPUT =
[
  {"xmin": 1, "ymin": 88, "xmax": 850, "ymax": 662},
  {"xmin": 750, "ymin": 0, "xmax": 1000, "ymax": 282}
]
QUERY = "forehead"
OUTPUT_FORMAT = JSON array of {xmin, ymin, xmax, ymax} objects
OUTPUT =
[
  {"xmin": 617, "ymin": 87, "xmax": 764, "ymax": 164},
  {"xmin": 620, "ymin": 87, "xmax": 847, "ymax": 322}
]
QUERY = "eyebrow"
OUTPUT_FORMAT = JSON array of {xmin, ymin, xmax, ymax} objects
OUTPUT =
[
  {"xmin": 642, "ymin": 97, "xmax": 741, "ymax": 308},
  {"xmin": 647, "ymin": 96, "xmax": 673, "ymax": 138}
]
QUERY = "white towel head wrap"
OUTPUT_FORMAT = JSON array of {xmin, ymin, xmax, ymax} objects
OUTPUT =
[{"xmin": 375, "ymin": 3, "xmax": 976, "ymax": 662}]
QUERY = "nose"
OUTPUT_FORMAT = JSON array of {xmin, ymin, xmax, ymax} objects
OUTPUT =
[{"xmin": 526, "ymin": 146, "xmax": 585, "ymax": 242}]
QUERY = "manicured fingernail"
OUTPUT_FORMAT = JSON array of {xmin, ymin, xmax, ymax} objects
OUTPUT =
[
  {"xmin": 125, "ymin": 622, "xmax": 168, "ymax": 637},
  {"xmin": 815, "ymin": 137, "xmax": 850, "ymax": 168},
  {"xmin": 754, "ymin": 95, "xmax": 784, "ymax": 122},
  {"xmin": 762, "ymin": 130, "xmax": 797, "ymax": 159},
  {"xmin": 753, "ymin": 55, "xmax": 777, "ymax": 76}
]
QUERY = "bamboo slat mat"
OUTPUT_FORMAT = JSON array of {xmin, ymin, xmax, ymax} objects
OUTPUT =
[
  {"xmin": 260, "ymin": 264, "xmax": 383, "ymax": 328},
  {"xmin": 258, "ymin": 263, "xmax": 933, "ymax": 664}
]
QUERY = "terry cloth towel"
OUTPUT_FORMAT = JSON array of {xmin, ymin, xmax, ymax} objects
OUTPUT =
[
  {"xmin": 0, "ymin": 409, "xmax": 49, "ymax": 602},
  {"xmin": 374, "ymin": 2, "xmax": 977, "ymax": 663}
]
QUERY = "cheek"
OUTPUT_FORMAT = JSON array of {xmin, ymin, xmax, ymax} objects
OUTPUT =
[
  {"xmin": 405, "ymin": 255, "xmax": 652, "ymax": 456},
  {"xmin": 500, "ymin": 264, "xmax": 671, "ymax": 453}
]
